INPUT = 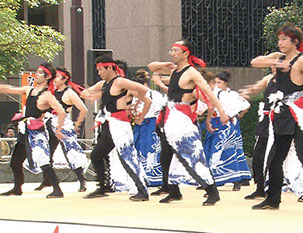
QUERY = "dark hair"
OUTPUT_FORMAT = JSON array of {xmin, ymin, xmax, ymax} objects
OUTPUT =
[
  {"xmin": 133, "ymin": 69, "xmax": 149, "ymax": 85},
  {"xmin": 95, "ymin": 56, "xmax": 116, "ymax": 71},
  {"xmin": 40, "ymin": 62, "xmax": 56, "ymax": 82},
  {"xmin": 56, "ymin": 66, "xmax": 71, "ymax": 85},
  {"xmin": 200, "ymin": 69, "xmax": 215, "ymax": 83},
  {"xmin": 277, "ymin": 22, "xmax": 303, "ymax": 49},
  {"xmin": 6, "ymin": 126, "xmax": 15, "ymax": 132},
  {"xmin": 216, "ymin": 70, "xmax": 231, "ymax": 82},
  {"xmin": 181, "ymin": 39, "xmax": 194, "ymax": 53}
]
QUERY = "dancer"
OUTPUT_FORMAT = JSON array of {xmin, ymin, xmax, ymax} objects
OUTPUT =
[
  {"xmin": 50, "ymin": 67, "xmax": 89, "ymax": 191},
  {"xmin": 250, "ymin": 22, "xmax": 303, "ymax": 209},
  {"xmin": 239, "ymin": 71, "xmax": 276, "ymax": 199},
  {"xmin": 81, "ymin": 56, "xmax": 152, "ymax": 201},
  {"xmin": 150, "ymin": 68, "xmax": 215, "ymax": 196},
  {"xmin": 34, "ymin": 67, "xmax": 89, "ymax": 192},
  {"xmin": 0, "ymin": 63, "xmax": 65, "ymax": 198},
  {"xmin": 148, "ymin": 40, "xmax": 229, "ymax": 206},
  {"xmin": 203, "ymin": 71, "xmax": 251, "ymax": 191},
  {"xmin": 131, "ymin": 69, "xmax": 166, "ymax": 187},
  {"xmin": 241, "ymin": 69, "xmax": 303, "ymax": 202}
]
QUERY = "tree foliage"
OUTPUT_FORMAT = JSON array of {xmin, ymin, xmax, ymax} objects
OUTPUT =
[
  {"xmin": 263, "ymin": 0, "xmax": 303, "ymax": 53},
  {"xmin": 0, "ymin": 0, "xmax": 65, "ymax": 79}
]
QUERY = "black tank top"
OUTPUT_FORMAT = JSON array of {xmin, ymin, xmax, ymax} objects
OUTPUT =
[
  {"xmin": 274, "ymin": 53, "xmax": 303, "ymax": 135},
  {"xmin": 168, "ymin": 66, "xmax": 194, "ymax": 102},
  {"xmin": 255, "ymin": 77, "xmax": 276, "ymax": 136},
  {"xmin": 101, "ymin": 76, "xmax": 127, "ymax": 113},
  {"xmin": 54, "ymin": 87, "xmax": 73, "ymax": 112},
  {"xmin": 276, "ymin": 53, "xmax": 303, "ymax": 95},
  {"xmin": 25, "ymin": 88, "xmax": 48, "ymax": 118}
]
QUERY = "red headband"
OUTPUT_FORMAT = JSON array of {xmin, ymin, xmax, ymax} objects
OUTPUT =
[
  {"xmin": 56, "ymin": 70, "xmax": 84, "ymax": 95},
  {"xmin": 172, "ymin": 44, "xmax": 191, "ymax": 53},
  {"xmin": 278, "ymin": 32, "xmax": 298, "ymax": 40},
  {"xmin": 278, "ymin": 32, "xmax": 303, "ymax": 52},
  {"xmin": 56, "ymin": 70, "xmax": 69, "ymax": 80},
  {"xmin": 96, "ymin": 62, "xmax": 125, "ymax": 78},
  {"xmin": 39, "ymin": 66, "xmax": 52, "ymax": 76},
  {"xmin": 172, "ymin": 44, "xmax": 207, "ymax": 68}
]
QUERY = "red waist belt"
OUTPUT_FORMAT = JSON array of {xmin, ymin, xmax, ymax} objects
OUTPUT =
[
  {"xmin": 111, "ymin": 110, "xmax": 130, "ymax": 122},
  {"xmin": 164, "ymin": 104, "xmax": 196, "ymax": 124}
]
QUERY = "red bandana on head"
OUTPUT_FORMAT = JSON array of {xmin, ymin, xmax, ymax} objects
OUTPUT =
[
  {"xmin": 96, "ymin": 62, "xmax": 125, "ymax": 78},
  {"xmin": 172, "ymin": 43, "xmax": 207, "ymax": 68},
  {"xmin": 171, "ymin": 43, "xmax": 210, "ymax": 114},
  {"xmin": 56, "ymin": 70, "xmax": 84, "ymax": 95},
  {"xmin": 39, "ymin": 65, "xmax": 52, "ymax": 76}
]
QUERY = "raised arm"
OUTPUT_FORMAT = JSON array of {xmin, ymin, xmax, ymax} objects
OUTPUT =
[
  {"xmin": 0, "ymin": 84, "xmax": 30, "ymax": 95},
  {"xmin": 151, "ymin": 74, "xmax": 169, "ymax": 94},
  {"xmin": 239, "ymin": 73, "xmax": 274, "ymax": 99},
  {"xmin": 80, "ymin": 80, "xmax": 104, "ymax": 101},
  {"xmin": 117, "ymin": 79, "xmax": 151, "ymax": 125},
  {"xmin": 251, "ymin": 52, "xmax": 283, "ymax": 68},
  {"xmin": 148, "ymin": 61, "xmax": 175, "ymax": 94},
  {"xmin": 147, "ymin": 61, "xmax": 176, "ymax": 75},
  {"xmin": 191, "ymin": 69, "xmax": 229, "ymax": 124}
]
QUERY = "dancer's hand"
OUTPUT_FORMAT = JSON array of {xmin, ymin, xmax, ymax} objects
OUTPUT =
[
  {"xmin": 206, "ymin": 121, "xmax": 215, "ymax": 133},
  {"xmin": 134, "ymin": 115, "xmax": 144, "ymax": 125},
  {"xmin": 275, "ymin": 56, "xmax": 290, "ymax": 72},
  {"xmin": 74, "ymin": 122, "xmax": 81, "ymax": 134}
]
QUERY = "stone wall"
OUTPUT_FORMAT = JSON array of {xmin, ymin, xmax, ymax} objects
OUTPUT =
[{"xmin": 105, "ymin": 0, "xmax": 182, "ymax": 66}]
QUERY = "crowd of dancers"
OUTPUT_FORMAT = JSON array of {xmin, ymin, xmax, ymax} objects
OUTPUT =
[{"xmin": 0, "ymin": 22, "xmax": 303, "ymax": 210}]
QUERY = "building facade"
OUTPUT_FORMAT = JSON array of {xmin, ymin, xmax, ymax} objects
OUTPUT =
[{"xmin": 0, "ymin": 0, "xmax": 290, "ymax": 135}]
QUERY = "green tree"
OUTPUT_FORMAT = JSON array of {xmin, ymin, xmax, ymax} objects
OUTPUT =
[
  {"xmin": 0, "ymin": 0, "xmax": 65, "ymax": 79},
  {"xmin": 263, "ymin": 0, "xmax": 303, "ymax": 53}
]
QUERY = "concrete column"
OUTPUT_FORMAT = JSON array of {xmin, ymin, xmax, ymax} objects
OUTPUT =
[{"xmin": 105, "ymin": 0, "xmax": 182, "ymax": 66}]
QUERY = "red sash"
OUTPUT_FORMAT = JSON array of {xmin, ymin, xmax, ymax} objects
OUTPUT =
[
  {"xmin": 164, "ymin": 104, "xmax": 196, "ymax": 124},
  {"xmin": 111, "ymin": 110, "xmax": 130, "ymax": 122}
]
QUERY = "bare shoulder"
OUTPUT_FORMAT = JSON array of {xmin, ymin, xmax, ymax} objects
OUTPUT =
[
  {"xmin": 66, "ymin": 87, "xmax": 76, "ymax": 95},
  {"xmin": 40, "ymin": 90, "xmax": 53, "ymax": 99},
  {"xmin": 114, "ymin": 77, "xmax": 134, "ymax": 88},
  {"xmin": 187, "ymin": 66, "xmax": 203, "ymax": 80},
  {"xmin": 65, "ymin": 88, "xmax": 79, "ymax": 99},
  {"xmin": 114, "ymin": 77, "xmax": 128, "ymax": 84}
]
